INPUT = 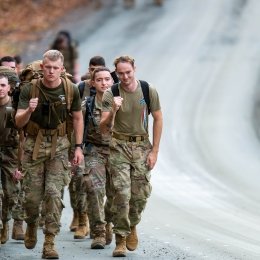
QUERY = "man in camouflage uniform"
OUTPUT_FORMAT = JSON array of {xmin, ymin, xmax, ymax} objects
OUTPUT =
[
  {"xmin": 15, "ymin": 50, "xmax": 84, "ymax": 259},
  {"xmin": 80, "ymin": 67, "xmax": 114, "ymax": 249},
  {"xmin": 100, "ymin": 55, "xmax": 163, "ymax": 257},
  {"xmin": 0, "ymin": 65, "xmax": 25, "ymax": 245}
]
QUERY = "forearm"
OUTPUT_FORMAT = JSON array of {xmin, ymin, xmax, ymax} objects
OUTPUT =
[
  {"xmin": 151, "ymin": 112, "xmax": 163, "ymax": 153},
  {"xmin": 15, "ymin": 108, "xmax": 32, "ymax": 129},
  {"xmin": 100, "ymin": 111, "xmax": 116, "ymax": 134},
  {"xmin": 73, "ymin": 114, "xmax": 84, "ymax": 145}
]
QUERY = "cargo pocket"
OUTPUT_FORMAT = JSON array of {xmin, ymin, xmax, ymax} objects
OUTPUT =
[{"xmin": 61, "ymin": 159, "xmax": 71, "ymax": 186}]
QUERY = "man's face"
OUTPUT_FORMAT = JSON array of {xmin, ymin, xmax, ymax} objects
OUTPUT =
[
  {"xmin": 92, "ymin": 70, "xmax": 113, "ymax": 94},
  {"xmin": 0, "ymin": 77, "xmax": 10, "ymax": 100},
  {"xmin": 116, "ymin": 62, "xmax": 135, "ymax": 86},
  {"xmin": 41, "ymin": 58, "xmax": 64, "ymax": 84},
  {"xmin": 1, "ymin": 61, "xmax": 17, "ymax": 73}
]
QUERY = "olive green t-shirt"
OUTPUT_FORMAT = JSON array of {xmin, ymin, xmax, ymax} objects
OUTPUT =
[
  {"xmin": 0, "ymin": 98, "xmax": 18, "ymax": 147},
  {"xmin": 18, "ymin": 80, "xmax": 81, "ymax": 129},
  {"xmin": 102, "ymin": 81, "xmax": 160, "ymax": 135}
]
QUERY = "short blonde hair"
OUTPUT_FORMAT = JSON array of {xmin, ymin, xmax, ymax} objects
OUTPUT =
[
  {"xmin": 43, "ymin": 50, "xmax": 64, "ymax": 63},
  {"xmin": 113, "ymin": 55, "xmax": 135, "ymax": 69}
]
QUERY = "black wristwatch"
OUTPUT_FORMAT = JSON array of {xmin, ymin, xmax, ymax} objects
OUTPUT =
[{"xmin": 75, "ymin": 143, "xmax": 83, "ymax": 149}]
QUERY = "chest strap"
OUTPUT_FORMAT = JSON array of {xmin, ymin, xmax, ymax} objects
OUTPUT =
[{"xmin": 25, "ymin": 120, "xmax": 67, "ymax": 160}]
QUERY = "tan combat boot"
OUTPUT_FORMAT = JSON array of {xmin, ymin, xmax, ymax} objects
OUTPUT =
[
  {"xmin": 1, "ymin": 222, "xmax": 9, "ymax": 244},
  {"xmin": 42, "ymin": 234, "xmax": 59, "ymax": 259},
  {"xmin": 69, "ymin": 210, "xmax": 79, "ymax": 232},
  {"xmin": 24, "ymin": 223, "xmax": 37, "ymax": 249},
  {"xmin": 91, "ymin": 225, "xmax": 106, "ymax": 249},
  {"xmin": 12, "ymin": 220, "xmax": 25, "ymax": 240},
  {"xmin": 74, "ymin": 212, "xmax": 89, "ymax": 239},
  {"xmin": 126, "ymin": 226, "xmax": 138, "ymax": 251},
  {"xmin": 105, "ymin": 222, "xmax": 113, "ymax": 245},
  {"xmin": 112, "ymin": 234, "xmax": 127, "ymax": 257}
]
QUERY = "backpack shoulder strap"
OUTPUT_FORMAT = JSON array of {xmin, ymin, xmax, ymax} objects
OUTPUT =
[
  {"xmin": 61, "ymin": 77, "xmax": 74, "ymax": 110},
  {"xmin": 30, "ymin": 79, "xmax": 40, "ymax": 98},
  {"xmin": 139, "ymin": 80, "xmax": 150, "ymax": 114},
  {"xmin": 78, "ymin": 80, "xmax": 86, "ymax": 99},
  {"xmin": 86, "ymin": 95, "xmax": 95, "ymax": 114},
  {"xmin": 111, "ymin": 83, "xmax": 120, "ymax": 96}
]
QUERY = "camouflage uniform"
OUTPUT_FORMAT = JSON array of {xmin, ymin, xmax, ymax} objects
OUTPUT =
[
  {"xmin": 81, "ymin": 95, "xmax": 114, "ymax": 237},
  {"xmin": 102, "ymin": 81, "xmax": 161, "ymax": 236},
  {"xmin": 68, "ymin": 81, "xmax": 92, "ymax": 228},
  {"xmin": 0, "ymin": 98, "xmax": 24, "ymax": 233},
  {"xmin": 18, "ymin": 80, "xmax": 81, "ymax": 235}
]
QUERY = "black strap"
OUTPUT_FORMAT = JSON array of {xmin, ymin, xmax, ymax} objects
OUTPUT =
[
  {"xmin": 78, "ymin": 81, "xmax": 85, "ymax": 99},
  {"xmin": 83, "ymin": 95, "xmax": 96, "ymax": 144},
  {"xmin": 111, "ymin": 80, "xmax": 150, "ymax": 114}
]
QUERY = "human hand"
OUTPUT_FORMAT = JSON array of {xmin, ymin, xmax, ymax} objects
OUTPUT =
[
  {"xmin": 12, "ymin": 169, "xmax": 23, "ymax": 182},
  {"xmin": 29, "ymin": 98, "xmax": 38, "ymax": 112},
  {"xmin": 72, "ymin": 147, "xmax": 84, "ymax": 166},
  {"xmin": 112, "ymin": 96, "xmax": 123, "ymax": 112},
  {"xmin": 146, "ymin": 151, "xmax": 158, "ymax": 170}
]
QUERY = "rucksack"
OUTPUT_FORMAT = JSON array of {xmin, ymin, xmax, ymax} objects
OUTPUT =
[
  {"xmin": 19, "ymin": 60, "xmax": 74, "ymax": 111},
  {"xmin": 111, "ymin": 80, "xmax": 151, "ymax": 114},
  {"xmin": 17, "ymin": 60, "xmax": 76, "ymax": 159},
  {"xmin": 78, "ymin": 80, "xmax": 96, "ymax": 99}
]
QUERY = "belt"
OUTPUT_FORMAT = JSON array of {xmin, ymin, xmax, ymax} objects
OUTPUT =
[{"xmin": 112, "ymin": 132, "xmax": 148, "ymax": 142}]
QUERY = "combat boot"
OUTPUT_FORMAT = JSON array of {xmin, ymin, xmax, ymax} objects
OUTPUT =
[
  {"xmin": 69, "ymin": 210, "xmax": 79, "ymax": 232},
  {"xmin": 42, "ymin": 234, "xmax": 59, "ymax": 259},
  {"xmin": 126, "ymin": 226, "xmax": 138, "ymax": 251},
  {"xmin": 1, "ymin": 222, "xmax": 9, "ymax": 244},
  {"xmin": 74, "ymin": 212, "xmax": 89, "ymax": 239},
  {"xmin": 105, "ymin": 222, "xmax": 113, "ymax": 245},
  {"xmin": 12, "ymin": 220, "xmax": 25, "ymax": 240},
  {"xmin": 24, "ymin": 223, "xmax": 37, "ymax": 249},
  {"xmin": 91, "ymin": 225, "xmax": 106, "ymax": 249},
  {"xmin": 112, "ymin": 234, "xmax": 127, "ymax": 257}
]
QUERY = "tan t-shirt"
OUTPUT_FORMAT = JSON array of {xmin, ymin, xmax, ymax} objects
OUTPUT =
[{"xmin": 102, "ymin": 80, "xmax": 160, "ymax": 136}]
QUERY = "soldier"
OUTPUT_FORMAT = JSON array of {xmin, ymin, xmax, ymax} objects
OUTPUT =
[
  {"xmin": 50, "ymin": 31, "xmax": 80, "ymax": 83},
  {"xmin": 80, "ymin": 67, "xmax": 114, "ymax": 249},
  {"xmin": 69, "ymin": 55, "xmax": 106, "ymax": 236},
  {"xmin": 0, "ymin": 59, "xmax": 25, "ymax": 243},
  {"xmin": 0, "ymin": 72, "xmax": 23, "ymax": 245},
  {"xmin": 0, "ymin": 56, "xmax": 17, "ymax": 72},
  {"xmin": 100, "ymin": 55, "xmax": 163, "ymax": 257},
  {"xmin": 15, "ymin": 50, "xmax": 84, "ymax": 259}
]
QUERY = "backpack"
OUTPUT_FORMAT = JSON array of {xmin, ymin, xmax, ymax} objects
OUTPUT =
[
  {"xmin": 18, "ymin": 60, "xmax": 75, "ymax": 159},
  {"xmin": 82, "ymin": 95, "xmax": 97, "ymax": 145},
  {"xmin": 111, "ymin": 80, "xmax": 151, "ymax": 114},
  {"xmin": 78, "ymin": 80, "xmax": 96, "ymax": 99}
]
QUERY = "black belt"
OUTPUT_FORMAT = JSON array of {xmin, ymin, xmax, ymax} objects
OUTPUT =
[{"xmin": 112, "ymin": 133, "xmax": 148, "ymax": 142}]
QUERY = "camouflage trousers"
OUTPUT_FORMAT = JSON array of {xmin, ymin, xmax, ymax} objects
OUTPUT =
[
  {"xmin": 0, "ymin": 147, "xmax": 24, "ymax": 224},
  {"xmin": 22, "ymin": 136, "xmax": 71, "ymax": 235},
  {"xmin": 80, "ymin": 145, "xmax": 114, "ymax": 232},
  {"xmin": 109, "ymin": 137, "xmax": 152, "ymax": 236},
  {"xmin": 69, "ymin": 159, "xmax": 87, "ymax": 213}
]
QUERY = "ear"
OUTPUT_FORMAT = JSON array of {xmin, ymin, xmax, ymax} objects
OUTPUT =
[{"xmin": 40, "ymin": 63, "xmax": 43, "ymax": 69}]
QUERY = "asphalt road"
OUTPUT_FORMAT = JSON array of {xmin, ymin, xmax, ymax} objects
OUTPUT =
[{"xmin": 2, "ymin": 0, "xmax": 260, "ymax": 259}]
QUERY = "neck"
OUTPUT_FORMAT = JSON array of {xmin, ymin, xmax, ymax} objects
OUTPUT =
[
  {"xmin": 42, "ymin": 78, "xmax": 62, "ymax": 88},
  {"xmin": 0, "ymin": 95, "xmax": 10, "ymax": 106},
  {"xmin": 121, "ymin": 79, "xmax": 138, "ymax": 92},
  {"xmin": 96, "ymin": 92, "xmax": 103, "ymax": 102}
]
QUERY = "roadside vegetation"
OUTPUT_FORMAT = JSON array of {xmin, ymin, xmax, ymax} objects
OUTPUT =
[{"xmin": 0, "ymin": 0, "xmax": 90, "ymax": 56}]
